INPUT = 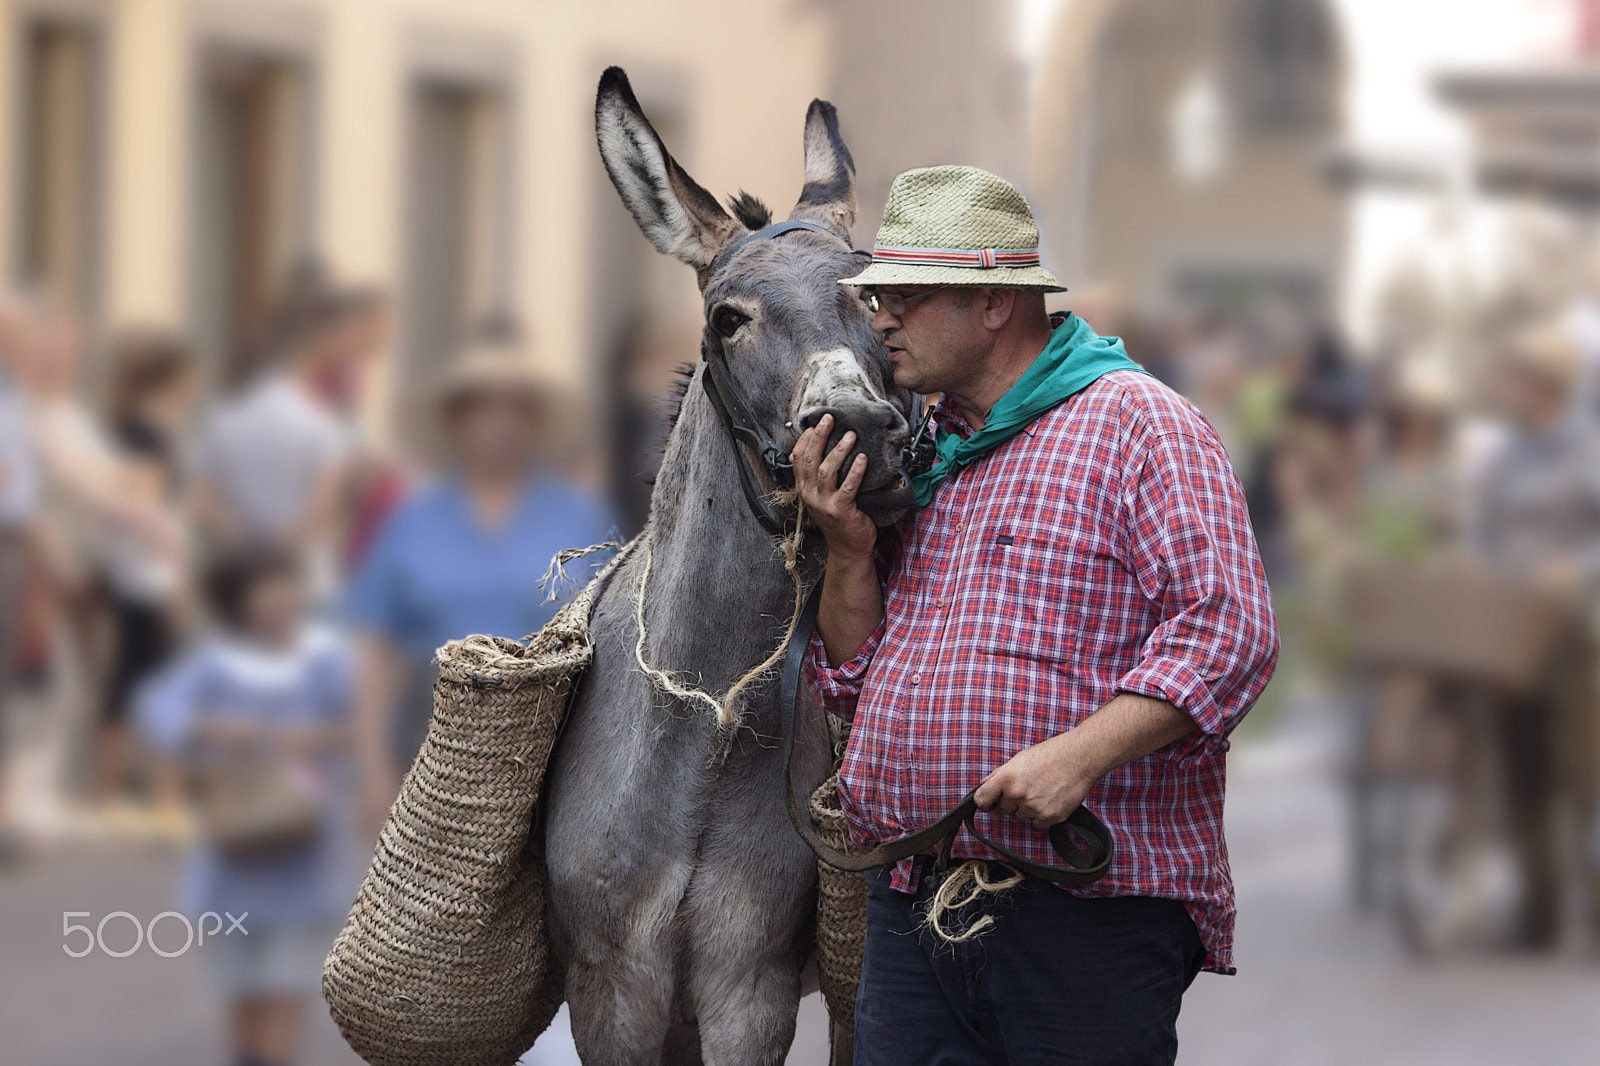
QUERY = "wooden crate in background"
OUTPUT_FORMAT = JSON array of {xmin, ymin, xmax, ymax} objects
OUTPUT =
[{"xmin": 1348, "ymin": 560, "xmax": 1580, "ymax": 696}]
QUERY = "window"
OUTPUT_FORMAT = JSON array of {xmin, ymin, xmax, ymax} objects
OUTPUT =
[
  {"xmin": 402, "ymin": 75, "xmax": 513, "ymax": 373},
  {"xmin": 15, "ymin": 14, "xmax": 104, "ymax": 319},
  {"xmin": 191, "ymin": 46, "xmax": 314, "ymax": 383},
  {"xmin": 1228, "ymin": 0, "xmax": 1338, "ymax": 137}
]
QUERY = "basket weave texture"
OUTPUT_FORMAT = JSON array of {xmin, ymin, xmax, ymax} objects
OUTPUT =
[
  {"xmin": 810, "ymin": 773, "xmax": 868, "ymax": 1045},
  {"xmin": 322, "ymin": 584, "xmax": 599, "ymax": 1066}
]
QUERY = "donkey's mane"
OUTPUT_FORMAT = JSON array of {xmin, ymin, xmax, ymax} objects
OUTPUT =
[
  {"xmin": 660, "ymin": 359, "xmax": 699, "ymax": 436},
  {"xmin": 726, "ymin": 191, "xmax": 772, "ymax": 231},
  {"xmin": 640, "ymin": 361, "xmax": 699, "ymax": 491}
]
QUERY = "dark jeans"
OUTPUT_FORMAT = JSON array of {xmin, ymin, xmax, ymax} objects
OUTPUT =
[
  {"xmin": 105, "ymin": 597, "xmax": 174, "ymax": 724},
  {"xmin": 855, "ymin": 863, "xmax": 1205, "ymax": 1066}
]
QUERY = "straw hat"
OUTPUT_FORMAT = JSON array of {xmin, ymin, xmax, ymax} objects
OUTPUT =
[
  {"xmin": 841, "ymin": 166, "xmax": 1065, "ymax": 292},
  {"xmin": 425, "ymin": 340, "xmax": 592, "ymax": 470},
  {"xmin": 435, "ymin": 342, "xmax": 561, "ymax": 412},
  {"xmin": 1390, "ymin": 353, "xmax": 1459, "ymax": 414}
]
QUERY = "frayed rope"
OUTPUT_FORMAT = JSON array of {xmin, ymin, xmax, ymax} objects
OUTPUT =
[
  {"xmin": 541, "ymin": 542, "xmax": 622, "ymax": 604},
  {"xmin": 631, "ymin": 502, "xmax": 807, "ymax": 728},
  {"xmin": 922, "ymin": 860, "xmax": 1024, "ymax": 944}
]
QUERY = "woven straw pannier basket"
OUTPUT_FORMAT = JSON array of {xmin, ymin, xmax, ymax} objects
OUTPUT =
[
  {"xmin": 322, "ymin": 576, "xmax": 603, "ymax": 1066},
  {"xmin": 810, "ymin": 773, "xmax": 867, "ymax": 1047}
]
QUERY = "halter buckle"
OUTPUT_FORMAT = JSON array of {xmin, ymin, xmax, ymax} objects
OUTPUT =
[
  {"xmin": 899, "ymin": 408, "xmax": 938, "ymax": 479},
  {"xmin": 764, "ymin": 446, "xmax": 794, "ymax": 486}
]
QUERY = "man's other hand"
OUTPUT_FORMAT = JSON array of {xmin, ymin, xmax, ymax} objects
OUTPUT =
[{"xmin": 974, "ymin": 733, "xmax": 1094, "ymax": 830}]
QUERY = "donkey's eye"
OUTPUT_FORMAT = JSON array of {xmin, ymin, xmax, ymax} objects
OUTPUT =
[{"xmin": 711, "ymin": 307, "xmax": 750, "ymax": 339}]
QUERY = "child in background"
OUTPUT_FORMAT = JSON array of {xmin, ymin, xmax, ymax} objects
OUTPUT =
[{"xmin": 137, "ymin": 548, "xmax": 358, "ymax": 1066}]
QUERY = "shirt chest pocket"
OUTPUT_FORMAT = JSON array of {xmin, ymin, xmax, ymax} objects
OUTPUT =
[{"xmin": 967, "ymin": 521, "xmax": 1096, "ymax": 666}]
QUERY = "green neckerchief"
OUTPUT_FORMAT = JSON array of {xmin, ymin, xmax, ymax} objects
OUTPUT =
[{"xmin": 910, "ymin": 313, "xmax": 1146, "ymax": 507}]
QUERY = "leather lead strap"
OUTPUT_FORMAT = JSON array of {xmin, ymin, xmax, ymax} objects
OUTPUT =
[{"xmin": 779, "ymin": 580, "xmax": 1116, "ymax": 883}]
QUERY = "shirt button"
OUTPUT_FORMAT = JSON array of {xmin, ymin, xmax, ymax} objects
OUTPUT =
[
  {"xmin": 934, "ymin": 597, "xmax": 947, "ymax": 608},
  {"xmin": 910, "ymin": 672, "xmax": 923, "ymax": 686},
  {"xmin": 953, "ymin": 521, "xmax": 964, "ymax": 533}
]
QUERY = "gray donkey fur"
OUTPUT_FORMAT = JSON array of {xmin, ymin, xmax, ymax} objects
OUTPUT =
[{"xmin": 542, "ymin": 69, "xmax": 911, "ymax": 1064}]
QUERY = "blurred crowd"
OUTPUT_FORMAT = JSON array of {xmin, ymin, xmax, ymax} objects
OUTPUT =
[
  {"xmin": 0, "ymin": 269, "xmax": 615, "ymax": 1066},
  {"xmin": 1100, "ymin": 222, "xmax": 1600, "ymax": 957}
]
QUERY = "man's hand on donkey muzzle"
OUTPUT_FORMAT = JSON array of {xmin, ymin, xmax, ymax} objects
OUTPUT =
[{"xmin": 792, "ymin": 412, "xmax": 878, "ymax": 561}]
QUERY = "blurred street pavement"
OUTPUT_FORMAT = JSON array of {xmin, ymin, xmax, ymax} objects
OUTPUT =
[
  {"xmin": 3, "ymin": 715, "xmax": 1597, "ymax": 1065},
  {"xmin": 1180, "ymin": 715, "xmax": 1600, "ymax": 1065}
]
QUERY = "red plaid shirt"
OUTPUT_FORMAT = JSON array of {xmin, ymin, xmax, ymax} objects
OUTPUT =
[{"xmin": 807, "ymin": 369, "xmax": 1277, "ymax": 973}]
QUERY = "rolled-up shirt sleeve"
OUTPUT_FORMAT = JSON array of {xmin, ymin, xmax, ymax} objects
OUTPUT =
[
  {"xmin": 1114, "ymin": 426, "xmax": 1279, "ymax": 746},
  {"xmin": 805, "ymin": 618, "xmax": 885, "ymax": 723}
]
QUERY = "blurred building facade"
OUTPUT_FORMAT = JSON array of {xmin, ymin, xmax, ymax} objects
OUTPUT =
[
  {"xmin": 1030, "ymin": 0, "xmax": 1347, "ymax": 322},
  {"xmin": 0, "ymin": 0, "xmax": 1026, "ymax": 475},
  {"xmin": 1, "ymin": 0, "xmax": 826, "ymax": 430}
]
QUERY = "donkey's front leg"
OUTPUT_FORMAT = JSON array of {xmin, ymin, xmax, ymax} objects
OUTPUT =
[
  {"xmin": 690, "ymin": 952, "xmax": 803, "ymax": 1066},
  {"xmin": 684, "ymin": 868, "xmax": 809, "ymax": 1066},
  {"xmin": 560, "ymin": 856, "xmax": 698, "ymax": 1066},
  {"xmin": 564, "ymin": 948, "xmax": 678, "ymax": 1066}
]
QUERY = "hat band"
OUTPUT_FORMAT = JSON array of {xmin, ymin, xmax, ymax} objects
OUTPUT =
[{"xmin": 870, "ymin": 244, "xmax": 1040, "ymax": 270}]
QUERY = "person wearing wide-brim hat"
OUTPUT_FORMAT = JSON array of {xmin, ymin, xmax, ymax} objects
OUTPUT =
[
  {"xmin": 433, "ymin": 342, "xmax": 559, "ymax": 412},
  {"xmin": 792, "ymin": 166, "xmax": 1278, "ymax": 1063},
  {"xmin": 344, "ymin": 339, "xmax": 616, "ymax": 828}
]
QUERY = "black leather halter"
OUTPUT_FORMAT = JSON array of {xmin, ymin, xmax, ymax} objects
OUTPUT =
[
  {"xmin": 700, "ymin": 219, "xmax": 941, "ymax": 535},
  {"xmin": 698, "ymin": 219, "xmax": 836, "ymax": 536}
]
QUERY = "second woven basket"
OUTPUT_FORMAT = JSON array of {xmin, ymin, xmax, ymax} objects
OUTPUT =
[
  {"xmin": 810, "ymin": 773, "xmax": 868, "ymax": 1049},
  {"xmin": 323, "ymin": 586, "xmax": 598, "ymax": 1066}
]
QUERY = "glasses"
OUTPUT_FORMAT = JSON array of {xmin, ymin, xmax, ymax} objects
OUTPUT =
[{"xmin": 864, "ymin": 286, "xmax": 945, "ymax": 316}]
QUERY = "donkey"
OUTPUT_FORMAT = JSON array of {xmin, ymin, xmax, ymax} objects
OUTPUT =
[{"xmin": 542, "ymin": 68, "xmax": 911, "ymax": 1064}]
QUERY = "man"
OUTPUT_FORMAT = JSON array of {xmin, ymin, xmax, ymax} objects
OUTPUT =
[
  {"xmin": 191, "ymin": 270, "xmax": 385, "ymax": 599},
  {"xmin": 793, "ymin": 166, "xmax": 1278, "ymax": 1064},
  {"xmin": 1472, "ymin": 323, "xmax": 1600, "ymax": 946}
]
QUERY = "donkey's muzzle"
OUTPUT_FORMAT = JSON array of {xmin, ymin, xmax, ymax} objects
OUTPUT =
[{"xmin": 797, "ymin": 402, "xmax": 912, "ymax": 522}]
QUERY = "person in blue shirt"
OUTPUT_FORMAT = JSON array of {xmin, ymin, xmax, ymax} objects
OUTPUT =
[{"xmin": 345, "ymin": 344, "xmax": 616, "ymax": 825}]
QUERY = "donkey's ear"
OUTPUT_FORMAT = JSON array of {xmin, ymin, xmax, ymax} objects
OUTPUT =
[
  {"xmin": 595, "ymin": 67, "xmax": 741, "ymax": 272},
  {"xmin": 788, "ymin": 99, "xmax": 856, "ymax": 237}
]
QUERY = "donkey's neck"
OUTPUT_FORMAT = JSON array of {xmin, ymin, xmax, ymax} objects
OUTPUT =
[{"xmin": 641, "ymin": 372, "xmax": 800, "ymax": 690}]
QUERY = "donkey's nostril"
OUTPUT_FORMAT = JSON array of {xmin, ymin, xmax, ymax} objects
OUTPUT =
[{"xmin": 797, "ymin": 408, "xmax": 829, "ymax": 432}]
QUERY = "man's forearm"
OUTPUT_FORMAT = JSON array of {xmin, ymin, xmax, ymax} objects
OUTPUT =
[
  {"xmin": 975, "ymin": 690, "xmax": 1198, "ymax": 827},
  {"xmin": 1062, "ymin": 692, "xmax": 1198, "ymax": 783},
  {"xmin": 191, "ymin": 479, "xmax": 246, "ymax": 544},
  {"xmin": 819, "ymin": 550, "xmax": 885, "ymax": 667}
]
